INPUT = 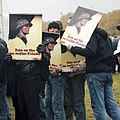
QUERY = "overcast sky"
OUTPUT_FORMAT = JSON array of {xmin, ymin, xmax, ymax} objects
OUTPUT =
[{"xmin": 4, "ymin": 0, "xmax": 120, "ymax": 22}]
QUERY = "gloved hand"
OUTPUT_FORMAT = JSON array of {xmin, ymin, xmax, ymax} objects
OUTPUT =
[
  {"xmin": 61, "ymin": 44, "xmax": 67, "ymax": 53},
  {"xmin": 36, "ymin": 44, "xmax": 46, "ymax": 53},
  {"xmin": 4, "ymin": 53, "xmax": 12, "ymax": 63}
]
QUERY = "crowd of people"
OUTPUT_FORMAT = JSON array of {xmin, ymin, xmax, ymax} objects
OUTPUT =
[{"xmin": 0, "ymin": 18, "xmax": 120, "ymax": 120}]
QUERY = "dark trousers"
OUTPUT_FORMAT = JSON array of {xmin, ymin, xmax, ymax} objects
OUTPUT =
[
  {"xmin": 12, "ymin": 96, "xmax": 23, "ymax": 120},
  {"xmin": 17, "ymin": 75, "xmax": 46, "ymax": 120},
  {"xmin": 64, "ymin": 74, "xmax": 86, "ymax": 120}
]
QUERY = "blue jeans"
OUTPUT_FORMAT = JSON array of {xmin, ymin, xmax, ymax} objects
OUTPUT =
[
  {"xmin": 45, "ymin": 74, "xmax": 66, "ymax": 120},
  {"xmin": 86, "ymin": 72, "xmax": 120, "ymax": 120},
  {"xmin": 0, "ymin": 84, "xmax": 8, "ymax": 120}
]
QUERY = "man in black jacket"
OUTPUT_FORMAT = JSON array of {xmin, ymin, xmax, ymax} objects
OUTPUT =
[
  {"xmin": 6, "ymin": 20, "xmax": 58, "ymax": 120},
  {"xmin": 0, "ymin": 38, "xmax": 9, "ymax": 120},
  {"xmin": 67, "ymin": 27, "xmax": 120, "ymax": 120},
  {"xmin": 6, "ymin": 36, "xmax": 57, "ymax": 120}
]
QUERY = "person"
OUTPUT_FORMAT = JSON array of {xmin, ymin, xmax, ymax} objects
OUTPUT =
[
  {"xmin": 112, "ymin": 38, "xmax": 119, "ymax": 73},
  {"xmin": 64, "ymin": 61, "xmax": 86, "ymax": 120},
  {"xmin": 6, "ymin": 19, "xmax": 33, "ymax": 120},
  {"xmin": 67, "ymin": 27, "xmax": 120, "ymax": 120},
  {"xmin": 61, "ymin": 18, "xmax": 87, "ymax": 120},
  {"xmin": 6, "ymin": 19, "xmax": 58, "ymax": 120},
  {"xmin": 6, "ymin": 32, "xmax": 58, "ymax": 120},
  {"xmin": 45, "ymin": 21, "xmax": 67, "ymax": 120},
  {"xmin": 6, "ymin": 62, "xmax": 22, "ymax": 120},
  {"xmin": 113, "ymin": 24, "xmax": 120, "ymax": 72},
  {"xmin": 69, "ymin": 12, "xmax": 92, "ymax": 34},
  {"xmin": 0, "ymin": 38, "xmax": 9, "ymax": 120}
]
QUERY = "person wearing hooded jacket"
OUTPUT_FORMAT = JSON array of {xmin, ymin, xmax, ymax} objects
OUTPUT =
[
  {"xmin": 0, "ymin": 38, "xmax": 9, "ymax": 120},
  {"xmin": 67, "ymin": 27, "xmax": 120, "ymax": 120}
]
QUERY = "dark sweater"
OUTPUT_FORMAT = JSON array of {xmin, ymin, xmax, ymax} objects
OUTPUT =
[
  {"xmin": 0, "ymin": 38, "xmax": 8, "ymax": 83},
  {"xmin": 71, "ymin": 28, "xmax": 115, "ymax": 73}
]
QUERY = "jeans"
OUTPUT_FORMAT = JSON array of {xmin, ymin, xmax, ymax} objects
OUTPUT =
[
  {"xmin": 0, "ymin": 84, "xmax": 8, "ymax": 120},
  {"xmin": 45, "ymin": 74, "xmax": 67, "ymax": 120},
  {"xmin": 86, "ymin": 72, "xmax": 120, "ymax": 120}
]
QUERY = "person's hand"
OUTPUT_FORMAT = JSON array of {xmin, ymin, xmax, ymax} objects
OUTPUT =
[
  {"xmin": 50, "ymin": 67, "xmax": 59, "ymax": 76},
  {"xmin": 61, "ymin": 45, "xmax": 67, "ymax": 53},
  {"xmin": 70, "ymin": 63, "xmax": 79, "ymax": 73},
  {"xmin": 36, "ymin": 44, "xmax": 46, "ymax": 53},
  {"xmin": 67, "ymin": 45, "xmax": 72, "ymax": 51}
]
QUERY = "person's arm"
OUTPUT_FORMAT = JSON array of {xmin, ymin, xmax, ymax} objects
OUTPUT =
[{"xmin": 69, "ymin": 33, "xmax": 98, "ymax": 57}]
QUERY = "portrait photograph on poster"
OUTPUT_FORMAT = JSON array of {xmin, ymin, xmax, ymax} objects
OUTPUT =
[
  {"xmin": 8, "ymin": 14, "xmax": 42, "ymax": 60},
  {"xmin": 61, "ymin": 6, "xmax": 103, "ymax": 48}
]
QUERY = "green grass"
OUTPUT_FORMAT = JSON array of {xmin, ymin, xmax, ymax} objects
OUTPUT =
[{"xmin": 8, "ymin": 73, "xmax": 120, "ymax": 120}]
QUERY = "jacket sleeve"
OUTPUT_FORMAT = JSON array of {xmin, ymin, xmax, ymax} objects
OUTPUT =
[{"xmin": 71, "ymin": 33, "xmax": 98, "ymax": 57}]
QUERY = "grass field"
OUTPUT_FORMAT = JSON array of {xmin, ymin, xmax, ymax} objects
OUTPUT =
[{"xmin": 8, "ymin": 73, "xmax": 120, "ymax": 120}]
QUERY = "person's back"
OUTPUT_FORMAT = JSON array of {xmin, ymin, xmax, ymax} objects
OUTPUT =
[{"xmin": 80, "ymin": 28, "xmax": 115, "ymax": 73}]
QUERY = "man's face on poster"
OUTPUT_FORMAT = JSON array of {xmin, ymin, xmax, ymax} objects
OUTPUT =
[
  {"xmin": 21, "ymin": 25, "xmax": 31, "ymax": 35},
  {"xmin": 79, "ymin": 18, "xmax": 90, "ymax": 26}
]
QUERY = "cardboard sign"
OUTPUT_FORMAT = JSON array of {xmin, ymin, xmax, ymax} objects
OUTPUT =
[
  {"xmin": 49, "ymin": 31, "xmax": 85, "ymax": 72},
  {"xmin": 50, "ymin": 37, "xmax": 62, "ymax": 70},
  {"xmin": 8, "ymin": 14, "xmax": 42, "ymax": 60},
  {"xmin": 60, "ymin": 6, "xmax": 103, "ymax": 72},
  {"xmin": 61, "ymin": 6, "xmax": 103, "ymax": 48}
]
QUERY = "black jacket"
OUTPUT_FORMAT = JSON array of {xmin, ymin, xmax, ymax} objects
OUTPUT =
[
  {"xmin": 71, "ymin": 28, "xmax": 115, "ymax": 73},
  {"xmin": 39, "ymin": 52, "xmax": 51, "ymax": 81},
  {"xmin": 0, "ymin": 38, "xmax": 8, "ymax": 83},
  {"xmin": 13, "ymin": 52, "xmax": 50, "ymax": 81}
]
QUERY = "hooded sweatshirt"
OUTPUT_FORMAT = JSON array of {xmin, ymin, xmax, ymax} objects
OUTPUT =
[{"xmin": 71, "ymin": 28, "xmax": 115, "ymax": 73}]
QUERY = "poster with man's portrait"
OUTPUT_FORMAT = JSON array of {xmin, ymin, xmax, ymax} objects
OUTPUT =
[
  {"xmin": 60, "ymin": 6, "xmax": 103, "ymax": 72},
  {"xmin": 8, "ymin": 14, "xmax": 42, "ymax": 60},
  {"xmin": 61, "ymin": 6, "xmax": 103, "ymax": 48}
]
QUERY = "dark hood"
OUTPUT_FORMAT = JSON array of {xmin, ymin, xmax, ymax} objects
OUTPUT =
[{"xmin": 94, "ymin": 28, "xmax": 108, "ymax": 39}]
